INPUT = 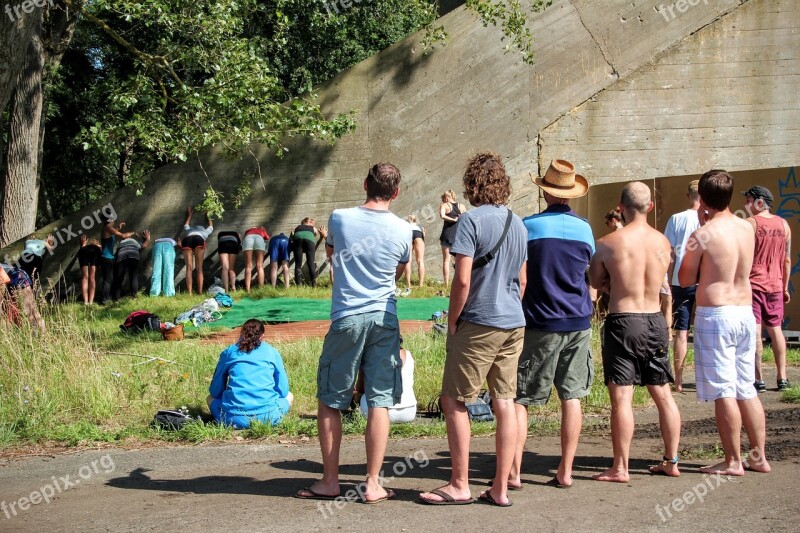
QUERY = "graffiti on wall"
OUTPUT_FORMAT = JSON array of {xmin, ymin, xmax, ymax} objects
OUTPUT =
[{"xmin": 776, "ymin": 167, "xmax": 799, "ymax": 328}]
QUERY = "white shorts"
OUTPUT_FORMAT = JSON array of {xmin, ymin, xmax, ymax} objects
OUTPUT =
[
  {"xmin": 242, "ymin": 234, "xmax": 266, "ymax": 252},
  {"xmin": 359, "ymin": 395, "xmax": 416, "ymax": 423},
  {"xmin": 694, "ymin": 306, "xmax": 757, "ymax": 402}
]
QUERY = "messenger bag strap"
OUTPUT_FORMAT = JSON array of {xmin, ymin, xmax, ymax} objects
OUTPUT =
[{"xmin": 472, "ymin": 208, "xmax": 514, "ymax": 270}]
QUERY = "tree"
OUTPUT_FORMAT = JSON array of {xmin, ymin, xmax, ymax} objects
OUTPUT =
[{"xmin": 1, "ymin": 0, "xmax": 552, "ymax": 245}]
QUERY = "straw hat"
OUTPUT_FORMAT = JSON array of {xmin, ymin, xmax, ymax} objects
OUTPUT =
[{"xmin": 532, "ymin": 159, "xmax": 589, "ymax": 198}]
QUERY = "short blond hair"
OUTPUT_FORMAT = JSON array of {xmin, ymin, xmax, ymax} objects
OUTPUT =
[
  {"xmin": 441, "ymin": 190, "xmax": 456, "ymax": 202},
  {"xmin": 406, "ymin": 215, "xmax": 417, "ymax": 223}
]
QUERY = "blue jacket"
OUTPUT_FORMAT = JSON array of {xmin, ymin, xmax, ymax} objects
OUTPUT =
[{"xmin": 209, "ymin": 342, "xmax": 290, "ymax": 417}]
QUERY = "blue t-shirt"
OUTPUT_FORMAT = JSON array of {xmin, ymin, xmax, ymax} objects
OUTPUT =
[
  {"xmin": 522, "ymin": 205, "xmax": 595, "ymax": 332},
  {"xmin": 208, "ymin": 342, "xmax": 290, "ymax": 417},
  {"xmin": 450, "ymin": 204, "xmax": 527, "ymax": 329},
  {"xmin": 326, "ymin": 206, "xmax": 412, "ymax": 321}
]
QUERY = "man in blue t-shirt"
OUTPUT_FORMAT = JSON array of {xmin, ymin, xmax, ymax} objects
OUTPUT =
[
  {"xmin": 512, "ymin": 159, "xmax": 594, "ymax": 489},
  {"xmin": 296, "ymin": 162, "xmax": 411, "ymax": 504},
  {"xmin": 663, "ymin": 179, "xmax": 700, "ymax": 392},
  {"xmin": 419, "ymin": 152, "xmax": 527, "ymax": 507}
]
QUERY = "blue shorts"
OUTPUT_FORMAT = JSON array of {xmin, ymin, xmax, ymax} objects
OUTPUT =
[
  {"xmin": 317, "ymin": 311, "xmax": 402, "ymax": 410},
  {"xmin": 268, "ymin": 236, "xmax": 290, "ymax": 262},
  {"xmin": 209, "ymin": 398, "xmax": 290, "ymax": 429},
  {"xmin": 671, "ymin": 284, "xmax": 697, "ymax": 331}
]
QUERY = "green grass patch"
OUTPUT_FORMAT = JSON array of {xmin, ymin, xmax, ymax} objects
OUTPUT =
[{"xmin": 781, "ymin": 385, "xmax": 800, "ymax": 404}]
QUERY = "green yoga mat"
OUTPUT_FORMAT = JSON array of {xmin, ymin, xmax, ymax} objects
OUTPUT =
[{"xmin": 209, "ymin": 297, "xmax": 450, "ymax": 329}]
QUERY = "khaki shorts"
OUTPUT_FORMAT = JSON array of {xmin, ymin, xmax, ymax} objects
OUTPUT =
[{"xmin": 442, "ymin": 320, "xmax": 524, "ymax": 402}]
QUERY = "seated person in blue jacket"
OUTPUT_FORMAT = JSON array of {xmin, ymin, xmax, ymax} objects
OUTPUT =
[{"xmin": 207, "ymin": 319, "xmax": 293, "ymax": 428}]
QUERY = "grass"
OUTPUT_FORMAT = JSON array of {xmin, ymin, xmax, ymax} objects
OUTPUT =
[
  {"xmin": 3, "ymin": 283, "xmax": 797, "ymax": 450},
  {"xmin": 781, "ymin": 385, "xmax": 800, "ymax": 404}
]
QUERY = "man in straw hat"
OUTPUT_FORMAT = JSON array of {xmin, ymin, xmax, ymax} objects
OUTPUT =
[
  {"xmin": 508, "ymin": 160, "xmax": 594, "ymax": 489},
  {"xmin": 588, "ymin": 181, "xmax": 682, "ymax": 482},
  {"xmin": 419, "ymin": 152, "xmax": 527, "ymax": 507}
]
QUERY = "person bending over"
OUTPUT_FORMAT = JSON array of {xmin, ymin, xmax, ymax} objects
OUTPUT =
[
  {"xmin": 207, "ymin": 319, "xmax": 293, "ymax": 428},
  {"xmin": 242, "ymin": 226, "xmax": 270, "ymax": 292},
  {"xmin": 217, "ymin": 230, "xmax": 242, "ymax": 292},
  {"xmin": 112, "ymin": 231, "xmax": 150, "ymax": 300},
  {"xmin": 77, "ymin": 235, "xmax": 103, "ymax": 304},
  {"xmin": 182, "ymin": 206, "xmax": 213, "ymax": 295}
]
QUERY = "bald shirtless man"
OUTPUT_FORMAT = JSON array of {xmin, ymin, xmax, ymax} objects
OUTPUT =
[
  {"xmin": 588, "ymin": 182, "xmax": 682, "ymax": 483},
  {"xmin": 679, "ymin": 170, "xmax": 771, "ymax": 475}
]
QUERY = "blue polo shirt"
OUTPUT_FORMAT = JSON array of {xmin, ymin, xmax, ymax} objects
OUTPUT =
[{"xmin": 522, "ymin": 205, "xmax": 595, "ymax": 331}]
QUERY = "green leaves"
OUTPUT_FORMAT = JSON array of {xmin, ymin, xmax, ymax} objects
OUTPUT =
[{"xmin": 465, "ymin": 0, "xmax": 552, "ymax": 64}]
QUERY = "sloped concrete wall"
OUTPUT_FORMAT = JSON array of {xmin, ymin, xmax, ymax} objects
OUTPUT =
[
  {"xmin": 5, "ymin": 0, "xmax": 789, "ymax": 292},
  {"xmin": 540, "ymin": 0, "xmax": 799, "ymax": 183}
]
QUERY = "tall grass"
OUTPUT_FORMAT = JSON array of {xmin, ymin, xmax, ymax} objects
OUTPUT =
[{"xmin": 4, "ymin": 287, "xmax": 795, "ymax": 448}]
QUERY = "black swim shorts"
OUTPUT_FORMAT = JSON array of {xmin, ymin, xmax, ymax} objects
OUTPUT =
[
  {"xmin": 77, "ymin": 245, "xmax": 102, "ymax": 268},
  {"xmin": 182, "ymin": 234, "xmax": 206, "ymax": 251},
  {"xmin": 602, "ymin": 312, "xmax": 673, "ymax": 386}
]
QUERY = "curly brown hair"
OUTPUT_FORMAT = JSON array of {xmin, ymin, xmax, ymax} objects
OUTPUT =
[
  {"xmin": 237, "ymin": 319, "xmax": 265, "ymax": 353},
  {"xmin": 462, "ymin": 152, "xmax": 511, "ymax": 206}
]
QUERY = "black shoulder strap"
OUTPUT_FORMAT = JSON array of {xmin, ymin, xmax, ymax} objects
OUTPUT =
[{"xmin": 472, "ymin": 208, "xmax": 514, "ymax": 270}]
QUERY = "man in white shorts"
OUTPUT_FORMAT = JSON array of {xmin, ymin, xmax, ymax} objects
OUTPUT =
[{"xmin": 679, "ymin": 169, "xmax": 771, "ymax": 475}]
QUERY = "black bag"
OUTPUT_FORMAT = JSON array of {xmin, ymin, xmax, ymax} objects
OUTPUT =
[
  {"xmin": 465, "ymin": 390, "xmax": 495, "ymax": 422},
  {"xmin": 430, "ymin": 390, "xmax": 495, "ymax": 422},
  {"xmin": 153, "ymin": 410, "xmax": 197, "ymax": 430},
  {"xmin": 120, "ymin": 310, "xmax": 161, "ymax": 333}
]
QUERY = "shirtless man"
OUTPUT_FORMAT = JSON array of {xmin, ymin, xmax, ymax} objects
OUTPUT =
[
  {"xmin": 679, "ymin": 170, "xmax": 771, "ymax": 475},
  {"xmin": 588, "ymin": 182, "xmax": 682, "ymax": 483}
]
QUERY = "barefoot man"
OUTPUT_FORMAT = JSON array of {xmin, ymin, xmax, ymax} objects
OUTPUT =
[
  {"xmin": 679, "ymin": 170, "xmax": 771, "ymax": 475},
  {"xmin": 589, "ymin": 182, "xmax": 682, "ymax": 482}
]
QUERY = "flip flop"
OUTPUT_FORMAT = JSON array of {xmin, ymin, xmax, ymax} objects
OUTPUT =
[
  {"xmin": 364, "ymin": 489, "xmax": 396, "ymax": 504},
  {"xmin": 478, "ymin": 490, "xmax": 512, "ymax": 507},
  {"xmin": 487, "ymin": 479, "xmax": 523, "ymax": 491},
  {"xmin": 295, "ymin": 487, "xmax": 340, "ymax": 500},
  {"xmin": 545, "ymin": 476, "xmax": 572, "ymax": 489},
  {"xmin": 418, "ymin": 488, "xmax": 475, "ymax": 506}
]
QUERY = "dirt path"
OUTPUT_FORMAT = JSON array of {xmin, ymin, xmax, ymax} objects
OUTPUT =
[{"xmin": 1, "ymin": 367, "xmax": 798, "ymax": 532}]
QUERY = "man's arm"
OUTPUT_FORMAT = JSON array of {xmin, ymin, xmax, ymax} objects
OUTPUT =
[
  {"xmin": 448, "ymin": 254, "xmax": 472, "ymax": 334},
  {"xmin": 678, "ymin": 230, "xmax": 703, "ymax": 287},
  {"xmin": 587, "ymin": 244, "xmax": 609, "ymax": 292},
  {"xmin": 519, "ymin": 261, "xmax": 527, "ymax": 297},
  {"xmin": 785, "ymin": 221, "xmax": 792, "ymax": 303},
  {"xmin": 395, "ymin": 262, "xmax": 407, "ymax": 281}
]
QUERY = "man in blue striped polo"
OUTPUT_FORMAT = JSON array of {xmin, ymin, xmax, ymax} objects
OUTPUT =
[{"xmin": 510, "ymin": 160, "xmax": 594, "ymax": 489}]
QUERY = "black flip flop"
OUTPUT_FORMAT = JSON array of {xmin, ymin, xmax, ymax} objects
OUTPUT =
[
  {"xmin": 418, "ymin": 488, "xmax": 475, "ymax": 505},
  {"xmin": 364, "ymin": 489, "xmax": 396, "ymax": 504},
  {"xmin": 488, "ymin": 479, "xmax": 523, "ymax": 491},
  {"xmin": 478, "ymin": 490, "xmax": 512, "ymax": 507},
  {"xmin": 295, "ymin": 487, "xmax": 340, "ymax": 500},
  {"xmin": 545, "ymin": 476, "xmax": 572, "ymax": 489}
]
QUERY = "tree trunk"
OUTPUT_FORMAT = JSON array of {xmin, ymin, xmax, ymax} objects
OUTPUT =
[
  {"xmin": 0, "ymin": 9, "xmax": 42, "ymax": 120},
  {"xmin": 0, "ymin": 24, "xmax": 45, "ymax": 247},
  {"xmin": 118, "ymin": 134, "xmax": 135, "ymax": 188}
]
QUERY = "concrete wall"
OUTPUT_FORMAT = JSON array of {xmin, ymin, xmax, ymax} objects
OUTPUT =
[{"xmin": 3, "ymin": 0, "xmax": 795, "ymax": 294}]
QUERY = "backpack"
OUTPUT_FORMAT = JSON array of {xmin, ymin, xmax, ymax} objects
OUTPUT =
[
  {"xmin": 153, "ymin": 409, "xmax": 198, "ymax": 430},
  {"xmin": 120, "ymin": 310, "xmax": 161, "ymax": 333}
]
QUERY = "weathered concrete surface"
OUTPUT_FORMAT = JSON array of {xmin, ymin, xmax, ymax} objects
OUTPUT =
[
  {"xmin": 3, "ymin": 0, "xmax": 793, "ymax": 288},
  {"xmin": 541, "ymin": 0, "xmax": 799, "ymax": 184}
]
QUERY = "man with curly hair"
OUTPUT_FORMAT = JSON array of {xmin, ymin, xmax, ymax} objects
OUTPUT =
[{"xmin": 420, "ymin": 152, "xmax": 527, "ymax": 507}]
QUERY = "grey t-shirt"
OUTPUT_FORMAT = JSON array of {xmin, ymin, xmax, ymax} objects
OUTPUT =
[{"xmin": 450, "ymin": 204, "xmax": 527, "ymax": 329}]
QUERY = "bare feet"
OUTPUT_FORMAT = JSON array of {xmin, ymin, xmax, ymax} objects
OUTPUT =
[
  {"xmin": 649, "ymin": 460, "xmax": 680, "ymax": 477},
  {"xmin": 592, "ymin": 467, "xmax": 630, "ymax": 483},
  {"xmin": 743, "ymin": 450, "xmax": 771, "ymax": 473},
  {"xmin": 699, "ymin": 461, "xmax": 744, "ymax": 476},
  {"xmin": 419, "ymin": 484, "xmax": 473, "ymax": 504}
]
